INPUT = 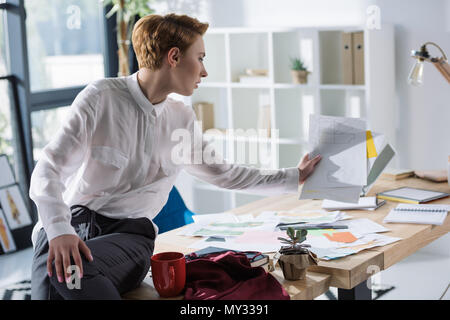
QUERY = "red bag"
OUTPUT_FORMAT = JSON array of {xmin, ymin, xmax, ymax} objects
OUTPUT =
[{"xmin": 184, "ymin": 250, "xmax": 290, "ymax": 300}]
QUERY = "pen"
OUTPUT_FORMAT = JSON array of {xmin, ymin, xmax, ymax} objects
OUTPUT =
[{"xmin": 279, "ymin": 225, "xmax": 348, "ymax": 230}]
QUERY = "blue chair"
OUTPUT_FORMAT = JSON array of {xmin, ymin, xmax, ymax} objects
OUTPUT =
[{"xmin": 153, "ymin": 187, "xmax": 195, "ymax": 233}]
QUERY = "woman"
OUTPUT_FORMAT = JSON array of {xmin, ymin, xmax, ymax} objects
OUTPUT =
[{"xmin": 29, "ymin": 13, "xmax": 321, "ymax": 300}]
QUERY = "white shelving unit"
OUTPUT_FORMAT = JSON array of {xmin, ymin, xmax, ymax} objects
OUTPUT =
[{"xmin": 178, "ymin": 25, "xmax": 395, "ymax": 214}]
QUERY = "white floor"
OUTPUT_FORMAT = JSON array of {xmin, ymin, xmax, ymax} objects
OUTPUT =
[{"xmin": 1, "ymin": 246, "xmax": 449, "ymax": 300}]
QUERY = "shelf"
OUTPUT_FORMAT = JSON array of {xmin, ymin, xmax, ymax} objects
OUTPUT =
[
  {"xmin": 273, "ymin": 83, "xmax": 314, "ymax": 89},
  {"xmin": 319, "ymin": 84, "xmax": 365, "ymax": 90},
  {"xmin": 320, "ymin": 89, "xmax": 366, "ymax": 118},
  {"xmin": 191, "ymin": 87, "xmax": 230, "ymax": 129},
  {"xmin": 229, "ymin": 33, "xmax": 269, "ymax": 83},
  {"xmin": 197, "ymin": 83, "xmax": 364, "ymax": 90},
  {"xmin": 272, "ymin": 30, "xmax": 317, "ymax": 85}
]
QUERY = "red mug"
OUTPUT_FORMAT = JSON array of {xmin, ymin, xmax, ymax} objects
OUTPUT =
[{"xmin": 150, "ymin": 252, "xmax": 186, "ymax": 298}]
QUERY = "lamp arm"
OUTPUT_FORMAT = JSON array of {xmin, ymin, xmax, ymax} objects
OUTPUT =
[{"xmin": 422, "ymin": 42, "xmax": 448, "ymax": 61}]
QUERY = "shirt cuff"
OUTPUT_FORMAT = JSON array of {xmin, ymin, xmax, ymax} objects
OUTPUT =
[
  {"xmin": 45, "ymin": 222, "xmax": 78, "ymax": 242},
  {"xmin": 283, "ymin": 167, "xmax": 300, "ymax": 194}
]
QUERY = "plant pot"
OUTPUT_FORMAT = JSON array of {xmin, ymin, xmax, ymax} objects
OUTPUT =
[
  {"xmin": 291, "ymin": 70, "xmax": 309, "ymax": 84},
  {"xmin": 278, "ymin": 251, "xmax": 318, "ymax": 281}
]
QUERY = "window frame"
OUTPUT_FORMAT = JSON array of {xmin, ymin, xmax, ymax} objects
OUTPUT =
[{"xmin": 2, "ymin": 0, "xmax": 118, "ymax": 248}]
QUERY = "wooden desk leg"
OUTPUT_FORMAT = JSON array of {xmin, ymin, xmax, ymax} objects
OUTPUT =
[{"xmin": 338, "ymin": 280, "xmax": 372, "ymax": 300}]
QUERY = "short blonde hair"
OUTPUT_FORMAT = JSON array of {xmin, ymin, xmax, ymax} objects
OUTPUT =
[{"xmin": 132, "ymin": 13, "xmax": 209, "ymax": 70}]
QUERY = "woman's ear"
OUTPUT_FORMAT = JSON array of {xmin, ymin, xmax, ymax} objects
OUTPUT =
[{"xmin": 167, "ymin": 47, "xmax": 180, "ymax": 68}]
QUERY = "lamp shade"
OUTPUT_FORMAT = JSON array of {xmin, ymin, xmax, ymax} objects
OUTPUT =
[{"xmin": 407, "ymin": 59, "xmax": 424, "ymax": 86}]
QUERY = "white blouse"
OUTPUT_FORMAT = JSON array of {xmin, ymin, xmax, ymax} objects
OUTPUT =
[{"xmin": 29, "ymin": 72, "xmax": 299, "ymax": 246}]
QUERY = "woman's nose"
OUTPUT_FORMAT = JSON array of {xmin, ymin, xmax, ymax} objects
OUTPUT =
[{"xmin": 201, "ymin": 67, "xmax": 208, "ymax": 78}]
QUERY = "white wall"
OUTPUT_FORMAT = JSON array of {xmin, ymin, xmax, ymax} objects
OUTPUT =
[{"xmin": 155, "ymin": 0, "xmax": 450, "ymax": 254}]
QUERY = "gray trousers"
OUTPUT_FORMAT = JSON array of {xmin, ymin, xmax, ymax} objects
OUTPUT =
[{"xmin": 31, "ymin": 205, "xmax": 155, "ymax": 300}]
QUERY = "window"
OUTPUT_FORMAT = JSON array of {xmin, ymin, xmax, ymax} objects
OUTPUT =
[
  {"xmin": 0, "ymin": 10, "xmax": 7, "ymax": 77},
  {"xmin": 31, "ymin": 106, "xmax": 71, "ymax": 161},
  {"xmin": 25, "ymin": 0, "xmax": 105, "ymax": 91},
  {"xmin": 0, "ymin": 11, "xmax": 17, "ymax": 177},
  {"xmin": 0, "ymin": 79, "xmax": 14, "ymax": 164}
]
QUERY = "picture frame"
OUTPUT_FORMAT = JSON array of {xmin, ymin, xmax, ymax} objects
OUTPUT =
[
  {"xmin": 0, "ymin": 208, "xmax": 16, "ymax": 254},
  {"xmin": 0, "ymin": 184, "xmax": 32, "ymax": 230},
  {"xmin": 0, "ymin": 154, "xmax": 16, "ymax": 189}
]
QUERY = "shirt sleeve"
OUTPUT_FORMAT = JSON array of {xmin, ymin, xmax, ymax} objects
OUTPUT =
[
  {"xmin": 181, "ymin": 108, "xmax": 299, "ymax": 196},
  {"xmin": 29, "ymin": 85, "xmax": 98, "ymax": 242}
]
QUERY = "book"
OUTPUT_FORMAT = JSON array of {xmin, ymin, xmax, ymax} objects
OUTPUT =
[
  {"xmin": 185, "ymin": 246, "xmax": 269, "ymax": 268},
  {"xmin": 341, "ymin": 32, "xmax": 354, "ymax": 85},
  {"xmin": 383, "ymin": 204, "xmax": 449, "ymax": 225},
  {"xmin": 377, "ymin": 187, "xmax": 449, "ymax": 204},
  {"xmin": 381, "ymin": 168, "xmax": 415, "ymax": 181},
  {"xmin": 322, "ymin": 196, "xmax": 386, "ymax": 211},
  {"xmin": 352, "ymin": 31, "xmax": 365, "ymax": 85},
  {"xmin": 193, "ymin": 102, "xmax": 215, "ymax": 132}
]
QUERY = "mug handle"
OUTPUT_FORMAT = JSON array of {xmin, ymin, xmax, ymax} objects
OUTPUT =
[{"xmin": 169, "ymin": 266, "xmax": 175, "ymax": 289}]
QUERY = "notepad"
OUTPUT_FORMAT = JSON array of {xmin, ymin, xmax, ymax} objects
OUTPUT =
[
  {"xmin": 383, "ymin": 204, "xmax": 449, "ymax": 225},
  {"xmin": 377, "ymin": 187, "xmax": 449, "ymax": 204}
]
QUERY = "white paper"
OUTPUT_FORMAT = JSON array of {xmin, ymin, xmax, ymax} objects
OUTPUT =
[
  {"xmin": 189, "ymin": 237, "xmax": 280, "ymax": 253},
  {"xmin": 179, "ymin": 212, "xmax": 278, "ymax": 238},
  {"xmin": 331, "ymin": 218, "xmax": 390, "ymax": 238},
  {"xmin": 192, "ymin": 213, "xmax": 239, "ymax": 225},
  {"xmin": 322, "ymin": 197, "xmax": 377, "ymax": 210},
  {"xmin": 254, "ymin": 210, "xmax": 351, "ymax": 225},
  {"xmin": 306, "ymin": 114, "xmax": 367, "ymax": 187},
  {"xmin": 310, "ymin": 233, "xmax": 401, "ymax": 260}
]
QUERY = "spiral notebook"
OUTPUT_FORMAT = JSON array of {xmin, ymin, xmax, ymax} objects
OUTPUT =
[{"xmin": 383, "ymin": 204, "xmax": 450, "ymax": 225}]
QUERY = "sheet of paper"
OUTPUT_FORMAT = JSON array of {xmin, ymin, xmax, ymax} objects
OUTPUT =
[
  {"xmin": 254, "ymin": 210, "xmax": 350, "ymax": 225},
  {"xmin": 322, "ymin": 197, "xmax": 378, "ymax": 210},
  {"xmin": 189, "ymin": 236, "xmax": 280, "ymax": 253},
  {"xmin": 192, "ymin": 213, "xmax": 239, "ymax": 224},
  {"xmin": 179, "ymin": 219, "xmax": 278, "ymax": 238},
  {"xmin": 302, "ymin": 114, "xmax": 367, "ymax": 189},
  {"xmin": 330, "ymin": 218, "xmax": 390, "ymax": 238},
  {"xmin": 310, "ymin": 233, "xmax": 401, "ymax": 260},
  {"xmin": 324, "ymin": 231, "xmax": 358, "ymax": 243}
]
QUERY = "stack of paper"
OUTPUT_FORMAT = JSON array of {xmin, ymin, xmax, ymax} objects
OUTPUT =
[
  {"xmin": 304, "ymin": 218, "xmax": 401, "ymax": 260},
  {"xmin": 299, "ymin": 115, "xmax": 395, "ymax": 203},
  {"xmin": 322, "ymin": 197, "xmax": 386, "ymax": 211},
  {"xmin": 177, "ymin": 211, "xmax": 402, "ymax": 260}
]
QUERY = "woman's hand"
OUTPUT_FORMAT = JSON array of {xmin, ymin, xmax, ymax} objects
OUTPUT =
[
  {"xmin": 297, "ymin": 153, "xmax": 321, "ymax": 184},
  {"xmin": 47, "ymin": 234, "xmax": 93, "ymax": 283}
]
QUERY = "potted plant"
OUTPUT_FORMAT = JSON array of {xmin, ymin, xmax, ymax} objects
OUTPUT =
[
  {"xmin": 290, "ymin": 57, "xmax": 310, "ymax": 84},
  {"xmin": 277, "ymin": 228, "xmax": 318, "ymax": 280},
  {"xmin": 103, "ymin": 0, "xmax": 155, "ymax": 76}
]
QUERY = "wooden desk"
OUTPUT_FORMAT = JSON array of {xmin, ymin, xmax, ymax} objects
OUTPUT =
[{"xmin": 124, "ymin": 177, "xmax": 450, "ymax": 300}]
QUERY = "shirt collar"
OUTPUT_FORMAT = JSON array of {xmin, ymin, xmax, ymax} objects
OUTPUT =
[{"xmin": 126, "ymin": 71, "xmax": 167, "ymax": 118}]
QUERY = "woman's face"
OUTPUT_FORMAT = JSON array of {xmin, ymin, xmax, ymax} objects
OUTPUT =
[{"xmin": 172, "ymin": 35, "xmax": 208, "ymax": 96}]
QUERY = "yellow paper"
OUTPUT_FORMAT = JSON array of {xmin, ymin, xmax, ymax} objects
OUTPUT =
[{"xmin": 366, "ymin": 130, "xmax": 377, "ymax": 158}]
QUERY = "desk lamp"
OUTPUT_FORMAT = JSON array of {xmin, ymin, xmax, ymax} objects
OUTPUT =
[{"xmin": 407, "ymin": 42, "xmax": 450, "ymax": 86}]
